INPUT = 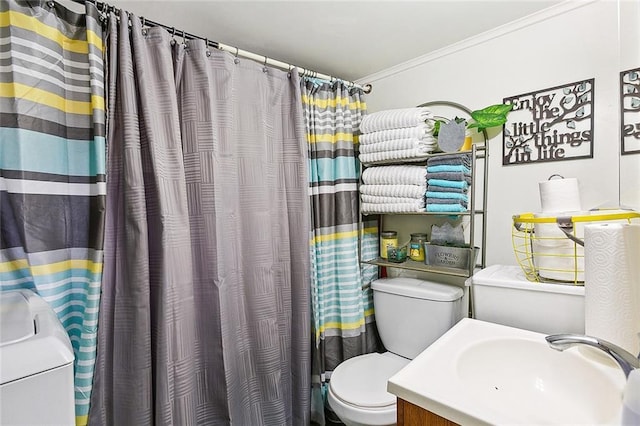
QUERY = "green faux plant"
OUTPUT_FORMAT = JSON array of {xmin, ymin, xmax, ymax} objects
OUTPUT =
[
  {"xmin": 466, "ymin": 103, "xmax": 513, "ymax": 132},
  {"xmin": 432, "ymin": 104, "xmax": 512, "ymax": 136}
]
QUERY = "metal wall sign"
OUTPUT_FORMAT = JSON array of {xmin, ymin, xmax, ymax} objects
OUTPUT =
[
  {"xmin": 502, "ymin": 79, "xmax": 595, "ymax": 166},
  {"xmin": 620, "ymin": 67, "xmax": 640, "ymax": 155}
]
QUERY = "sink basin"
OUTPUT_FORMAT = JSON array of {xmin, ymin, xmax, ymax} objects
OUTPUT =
[
  {"xmin": 457, "ymin": 338, "xmax": 622, "ymax": 424},
  {"xmin": 387, "ymin": 318, "xmax": 626, "ymax": 425}
]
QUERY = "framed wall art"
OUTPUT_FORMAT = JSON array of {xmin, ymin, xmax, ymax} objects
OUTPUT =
[
  {"xmin": 502, "ymin": 78, "xmax": 594, "ymax": 166},
  {"xmin": 620, "ymin": 67, "xmax": 640, "ymax": 155}
]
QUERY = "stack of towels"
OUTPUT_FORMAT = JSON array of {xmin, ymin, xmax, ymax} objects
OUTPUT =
[
  {"xmin": 425, "ymin": 153, "xmax": 472, "ymax": 212},
  {"xmin": 358, "ymin": 107, "xmax": 437, "ymax": 164},
  {"xmin": 360, "ymin": 165, "xmax": 427, "ymax": 213}
]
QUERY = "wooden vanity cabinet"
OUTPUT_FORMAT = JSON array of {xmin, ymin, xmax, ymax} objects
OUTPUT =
[{"xmin": 397, "ymin": 398, "xmax": 459, "ymax": 426}]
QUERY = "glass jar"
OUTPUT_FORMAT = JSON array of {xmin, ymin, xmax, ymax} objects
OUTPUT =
[
  {"xmin": 380, "ymin": 231, "xmax": 398, "ymax": 259},
  {"xmin": 409, "ymin": 233, "xmax": 427, "ymax": 261}
]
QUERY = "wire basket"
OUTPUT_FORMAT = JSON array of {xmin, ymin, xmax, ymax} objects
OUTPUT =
[{"xmin": 512, "ymin": 210, "xmax": 640, "ymax": 285}]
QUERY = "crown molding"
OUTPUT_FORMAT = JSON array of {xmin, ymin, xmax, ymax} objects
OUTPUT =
[{"xmin": 356, "ymin": 0, "xmax": 599, "ymax": 86}]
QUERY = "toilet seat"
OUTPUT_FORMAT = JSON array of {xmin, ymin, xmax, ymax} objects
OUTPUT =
[{"xmin": 328, "ymin": 352, "xmax": 409, "ymax": 426}]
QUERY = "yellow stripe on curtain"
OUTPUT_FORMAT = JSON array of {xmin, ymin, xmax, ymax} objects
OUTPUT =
[
  {"xmin": 0, "ymin": 259, "xmax": 30, "ymax": 273},
  {"xmin": 311, "ymin": 230, "xmax": 358, "ymax": 244},
  {"xmin": 307, "ymin": 132, "xmax": 357, "ymax": 144},
  {"xmin": 0, "ymin": 10, "xmax": 105, "ymax": 53},
  {"xmin": 0, "ymin": 83, "xmax": 100, "ymax": 115},
  {"xmin": 30, "ymin": 259, "xmax": 103, "ymax": 276},
  {"xmin": 301, "ymin": 93, "xmax": 366, "ymax": 110}
]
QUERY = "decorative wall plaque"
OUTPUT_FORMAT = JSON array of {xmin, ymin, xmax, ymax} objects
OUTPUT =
[
  {"xmin": 620, "ymin": 67, "xmax": 640, "ymax": 155},
  {"xmin": 502, "ymin": 79, "xmax": 594, "ymax": 166}
]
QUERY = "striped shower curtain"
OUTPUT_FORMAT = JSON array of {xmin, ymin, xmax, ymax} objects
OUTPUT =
[
  {"xmin": 0, "ymin": 1, "xmax": 105, "ymax": 425},
  {"xmin": 301, "ymin": 79, "xmax": 380, "ymax": 423}
]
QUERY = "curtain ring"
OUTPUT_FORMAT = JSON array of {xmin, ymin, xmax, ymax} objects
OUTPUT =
[
  {"xmin": 234, "ymin": 47, "xmax": 240, "ymax": 64},
  {"xmin": 97, "ymin": 1, "xmax": 108, "ymax": 22},
  {"xmin": 205, "ymin": 39, "xmax": 211, "ymax": 57},
  {"xmin": 262, "ymin": 56, "xmax": 268, "ymax": 73},
  {"xmin": 170, "ymin": 27, "xmax": 176, "ymax": 45}
]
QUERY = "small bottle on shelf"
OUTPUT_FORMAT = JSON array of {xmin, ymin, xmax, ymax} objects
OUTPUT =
[{"xmin": 409, "ymin": 233, "xmax": 427, "ymax": 261}]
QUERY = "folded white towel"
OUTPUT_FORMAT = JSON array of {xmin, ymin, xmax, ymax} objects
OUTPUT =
[
  {"xmin": 361, "ymin": 194, "xmax": 425, "ymax": 206},
  {"xmin": 361, "ymin": 201, "xmax": 425, "ymax": 214},
  {"xmin": 358, "ymin": 137, "xmax": 438, "ymax": 154},
  {"xmin": 360, "ymin": 184, "xmax": 426, "ymax": 199},
  {"xmin": 359, "ymin": 123, "xmax": 435, "ymax": 145},
  {"xmin": 359, "ymin": 148, "xmax": 432, "ymax": 165},
  {"xmin": 359, "ymin": 107, "xmax": 433, "ymax": 133},
  {"xmin": 362, "ymin": 165, "xmax": 426, "ymax": 185}
]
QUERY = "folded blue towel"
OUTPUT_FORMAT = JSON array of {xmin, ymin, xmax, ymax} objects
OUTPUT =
[
  {"xmin": 426, "ymin": 191, "xmax": 469, "ymax": 202},
  {"xmin": 427, "ymin": 185, "xmax": 467, "ymax": 194},
  {"xmin": 427, "ymin": 153, "xmax": 471, "ymax": 167},
  {"xmin": 427, "ymin": 165, "xmax": 471, "ymax": 174},
  {"xmin": 427, "ymin": 198, "xmax": 468, "ymax": 208},
  {"xmin": 426, "ymin": 203, "xmax": 467, "ymax": 212},
  {"xmin": 427, "ymin": 179, "xmax": 468, "ymax": 190},
  {"xmin": 426, "ymin": 172, "xmax": 471, "ymax": 184}
]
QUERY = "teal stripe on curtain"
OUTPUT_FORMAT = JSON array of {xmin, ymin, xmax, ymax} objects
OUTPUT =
[
  {"xmin": 0, "ymin": 128, "xmax": 106, "ymax": 175},
  {"xmin": 0, "ymin": 1, "xmax": 106, "ymax": 424},
  {"xmin": 302, "ymin": 79, "xmax": 381, "ymax": 424}
]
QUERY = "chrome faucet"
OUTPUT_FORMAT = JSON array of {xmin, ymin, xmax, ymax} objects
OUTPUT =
[{"xmin": 545, "ymin": 334, "xmax": 640, "ymax": 379}]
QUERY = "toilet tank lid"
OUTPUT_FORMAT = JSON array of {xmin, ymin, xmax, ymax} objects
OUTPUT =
[
  {"xmin": 0, "ymin": 290, "xmax": 74, "ymax": 385},
  {"xmin": 472, "ymin": 265, "xmax": 584, "ymax": 295},
  {"xmin": 372, "ymin": 277, "xmax": 463, "ymax": 302}
]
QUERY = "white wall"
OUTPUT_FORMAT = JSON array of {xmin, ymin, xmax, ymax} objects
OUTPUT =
[{"xmin": 358, "ymin": 0, "xmax": 625, "ymax": 267}]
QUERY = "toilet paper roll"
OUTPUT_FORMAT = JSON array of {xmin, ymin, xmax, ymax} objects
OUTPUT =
[
  {"xmin": 533, "ymin": 212, "xmax": 586, "ymax": 282},
  {"xmin": 539, "ymin": 177, "xmax": 581, "ymax": 213},
  {"xmin": 584, "ymin": 223, "xmax": 640, "ymax": 355}
]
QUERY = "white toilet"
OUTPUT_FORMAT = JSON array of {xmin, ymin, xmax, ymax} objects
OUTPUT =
[{"xmin": 327, "ymin": 277, "xmax": 466, "ymax": 426}]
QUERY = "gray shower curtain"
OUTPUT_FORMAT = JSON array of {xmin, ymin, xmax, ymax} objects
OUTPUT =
[{"xmin": 89, "ymin": 11, "xmax": 310, "ymax": 426}]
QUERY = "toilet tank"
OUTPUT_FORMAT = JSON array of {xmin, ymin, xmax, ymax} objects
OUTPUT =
[
  {"xmin": 372, "ymin": 277, "xmax": 465, "ymax": 359},
  {"xmin": 0, "ymin": 290, "xmax": 75, "ymax": 426},
  {"xmin": 472, "ymin": 264, "xmax": 585, "ymax": 335}
]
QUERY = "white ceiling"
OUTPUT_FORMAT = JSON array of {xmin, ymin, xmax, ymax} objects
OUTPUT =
[{"xmin": 105, "ymin": 1, "xmax": 563, "ymax": 82}]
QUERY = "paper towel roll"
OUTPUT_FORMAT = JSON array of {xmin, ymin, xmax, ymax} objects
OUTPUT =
[
  {"xmin": 539, "ymin": 177, "xmax": 581, "ymax": 212},
  {"xmin": 584, "ymin": 223, "xmax": 640, "ymax": 355}
]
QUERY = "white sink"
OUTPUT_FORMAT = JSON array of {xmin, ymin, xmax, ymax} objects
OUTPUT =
[{"xmin": 387, "ymin": 318, "xmax": 626, "ymax": 425}]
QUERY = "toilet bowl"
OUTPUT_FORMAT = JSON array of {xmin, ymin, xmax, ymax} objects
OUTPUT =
[
  {"xmin": 327, "ymin": 277, "xmax": 466, "ymax": 426},
  {"xmin": 327, "ymin": 352, "xmax": 408, "ymax": 426}
]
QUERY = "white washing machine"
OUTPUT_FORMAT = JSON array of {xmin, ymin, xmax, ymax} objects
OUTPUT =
[{"xmin": 0, "ymin": 289, "xmax": 75, "ymax": 426}]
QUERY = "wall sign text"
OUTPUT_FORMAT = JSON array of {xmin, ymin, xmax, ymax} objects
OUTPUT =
[
  {"xmin": 502, "ymin": 79, "xmax": 594, "ymax": 166},
  {"xmin": 620, "ymin": 67, "xmax": 640, "ymax": 155}
]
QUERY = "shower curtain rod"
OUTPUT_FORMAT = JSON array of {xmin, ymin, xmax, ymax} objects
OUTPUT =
[{"xmin": 73, "ymin": 0, "xmax": 372, "ymax": 94}]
